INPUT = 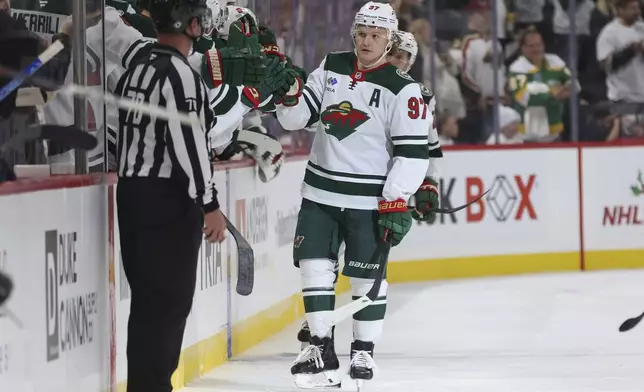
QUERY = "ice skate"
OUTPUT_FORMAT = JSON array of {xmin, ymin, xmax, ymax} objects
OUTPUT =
[
  {"xmin": 291, "ymin": 335, "xmax": 341, "ymax": 389},
  {"xmin": 349, "ymin": 340, "xmax": 377, "ymax": 391}
]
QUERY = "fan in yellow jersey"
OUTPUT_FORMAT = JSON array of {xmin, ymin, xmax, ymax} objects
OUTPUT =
[{"xmin": 274, "ymin": 2, "xmax": 431, "ymax": 389}]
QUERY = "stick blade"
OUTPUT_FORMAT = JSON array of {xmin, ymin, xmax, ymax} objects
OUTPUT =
[
  {"xmin": 235, "ymin": 243, "xmax": 254, "ymax": 296},
  {"xmin": 426, "ymin": 189, "xmax": 491, "ymax": 214},
  {"xmin": 619, "ymin": 315, "xmax": 643, "ymax": 332},
  {"xmin": 224, "ymin": 216, "xmax": 255, "ymax": 296}
]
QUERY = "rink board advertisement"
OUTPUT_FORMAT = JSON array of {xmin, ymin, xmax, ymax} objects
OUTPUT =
[
  {"xmin": 227, "ymin": 160, "xmax": 306, "ymax": 326},
  {"xmin": 581, "ymin": 145, "xmax": 644, "ymax": 269},
  {"xmin": 389, "ymin": 148, "xmax": 582, "ymax": 275},
  {"xmin": 4, "ymin": 143, "xmax": 644, "ymax": 390},
  {"xmin": 0, "ymin": 184, "xmax": 110, "ymax": 392}
]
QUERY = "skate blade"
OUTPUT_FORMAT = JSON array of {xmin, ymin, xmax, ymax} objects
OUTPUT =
[
  {"xmin": 293, "ymin": 370, "xmax": 341, "ymax": 389},
  {"xmin": 356, "ymin": 379, "xmax": 366, "ymax": 391}
]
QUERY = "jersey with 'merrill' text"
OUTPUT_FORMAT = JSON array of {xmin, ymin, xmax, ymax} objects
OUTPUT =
[{"xmin": 276, "ymin": 51, "xmax": 431, "ymax": 210}]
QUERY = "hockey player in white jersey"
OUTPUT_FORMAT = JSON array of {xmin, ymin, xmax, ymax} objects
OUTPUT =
[
  {"xmin": 275, "ymin": 2, "xmax": 430, "ymax": 389},
  {"xmin": 294, "ymin": 28, "xmax": 443, "ymax": 359}
]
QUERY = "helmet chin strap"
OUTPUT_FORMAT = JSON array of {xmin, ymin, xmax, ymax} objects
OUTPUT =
[
  {"xmin": 355, "ymin": 48, "xmax": 389, "ymax": 70},
  {"xmin": 353, "ymin": 36, "xmax": 393, "ymax": 70}
]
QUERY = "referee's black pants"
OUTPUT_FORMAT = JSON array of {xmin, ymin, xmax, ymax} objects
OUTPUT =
[{"xmin": 117, "ymin": 177, "xmax": 203, "ymax": 392}]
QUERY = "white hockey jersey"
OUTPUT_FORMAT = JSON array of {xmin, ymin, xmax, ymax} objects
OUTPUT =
[{"xmin": 276, "ymin": 51, "xmax": 431, "ymax": 210}]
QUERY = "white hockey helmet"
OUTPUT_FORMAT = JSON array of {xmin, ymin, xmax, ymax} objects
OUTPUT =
[
  {"xmin": 203, "ymin": 0, "xmax": 222, "ymax": 37},
  {"xmin": 351, "ymin": 1, "xmax": 399, "ymax": 44},
  {"xmin": 395, "ymin": 30, "xmax": 418, "ymax": 71},
  {"xmin": 217, "ymin": 5, "xmax": 258, "ymax": 40}
]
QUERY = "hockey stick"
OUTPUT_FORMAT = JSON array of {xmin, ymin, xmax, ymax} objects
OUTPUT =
[
  {"xmin": 0, "ymin": 40, "xmax": 64, "ymax": 103},
  {"xmin": 320, "ymin": 191, "xmax": 491, "ymax": 327},
  {"xmin": 223, "ymin": 215, "xmax": 254, "ymax": 296},
  {"xmin": 321, "ymin": 230, "xmax": 392, "ymax": 328},
  {"xmin": 0, "ymin": 125, "xmax": 98, "ymax": 154},
  {"xmin": 417, "ymin": 189, "xmax": 491, "ymax": 215},
  {"xmin": 619, "ymin": 311, "xmax": 644, "ymax": 332},
  {"xmin": 0, "ymin": 63, "xmax": 200, "ymax": 128}
]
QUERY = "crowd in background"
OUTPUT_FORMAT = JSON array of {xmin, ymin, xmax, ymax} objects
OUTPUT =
[
  {"xmin": 381, "ymin": 0, "xmax": 644, "ymax": 145},
  {"xmin": 250, "ymin": 0, "xmax": 644, "ymax": 148},
  {"xmin": 2, "ymin": 0, "xmax": 644, "ymax": 168}
]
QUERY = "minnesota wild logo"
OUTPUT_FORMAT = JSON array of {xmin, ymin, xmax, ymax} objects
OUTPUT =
[
  {"xmin": 632, "ymin": 170, "xmax": 644, "ymax": 196},
  {"xmin": 320, "ymin": 101, "xmax": 370, "ymax": 141}
]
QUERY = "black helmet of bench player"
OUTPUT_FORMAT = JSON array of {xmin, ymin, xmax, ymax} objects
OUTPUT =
[{"xmin": 150, "ymin": 0, "xmax": 209, "ymax": 37}]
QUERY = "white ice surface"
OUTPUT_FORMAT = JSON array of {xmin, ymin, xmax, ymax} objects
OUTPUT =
[{"xmin": 180, "ymin": 270, "xmax": 644, "ymax": 392}]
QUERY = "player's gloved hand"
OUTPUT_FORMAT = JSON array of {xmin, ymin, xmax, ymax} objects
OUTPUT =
[
  {"xmin": 227, "ymin": 17, "xmax": 261, "ymax": 51},
  {"xmin": 258, "ymin": 25, "xmax": 286, "ymax": 64},
  {"xmin": 240, "ymin": 57, "xmax": 296, "ymax": 109},
  {"xmin": 274, "ymin": 69, "xmax": 302, "ymax": 107},
  {"xmin": 285, "ymin": 55, "xmax": 309, "ymax": 82},
  {"xmin": 411, "ymin": 178, "xmax": 440, "ymax": 222},
  {"xmin": 202, "ymin": 46, "xmax": 266, "ymax": 88},
  {"xmin": 238, "ymin": 126, "xmax": 285, "ymax": 183},
  {"xmin": 202, "ymin": 20, "xmax": 265, "ymax": 88},
  {"xmin": 377, "ymin": 199, "xmax": 412, "ymax": 247}
]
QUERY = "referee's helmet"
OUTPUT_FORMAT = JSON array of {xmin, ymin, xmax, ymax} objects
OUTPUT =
[{"xmin": 150, "ymin": 0, "xmax": 210, "ymax": 35}]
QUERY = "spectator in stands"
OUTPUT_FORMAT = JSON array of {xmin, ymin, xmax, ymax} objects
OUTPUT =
[
  {"xmin": 410, "ymin": 18, "xmax": 465, "ymax": 119},
  {"xmin": 620, "ymin": 114, "xmax": 644, "ymax": 138},
  {"xmin": 596, "ymin": 0, "xmax": 644, "ymax": 108},
  {"xmin": 486, "ymin": 105, "xmax": 524, "ymax": 144},
  {"xmin": 507, "ymin": 27, "xmax": 577, "ymax": 142},
  {"xmin": 460, "ymin": 10, "xmax": 506, "ymax": 139},
  {"xmin": 512, "ymin": 0, "xmax": 551, "ymax": 44},
  {"xmin": 392, "ymin": 0, "xmax": 425, "ymax": 27},
  {"xmin": 551, "ymin": 0, "xmax": 595, "ymax": 65},
  {"xmin": 578, "ymin": 0, "xmax": 613, "ymax": 103},
  {"xmin": 436, "ymin": 111, "xmax": 459, "ymax": 145}
]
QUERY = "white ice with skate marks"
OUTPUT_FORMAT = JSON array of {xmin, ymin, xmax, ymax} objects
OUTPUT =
[{"xmin": 180, "ymin": 270, "xmax": 644, "ymax": 391}]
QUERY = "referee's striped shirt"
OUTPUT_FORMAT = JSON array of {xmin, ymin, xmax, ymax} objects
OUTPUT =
[{"xmin": 115, "ymin": 44, "xmax": 219, "ymax": 213}]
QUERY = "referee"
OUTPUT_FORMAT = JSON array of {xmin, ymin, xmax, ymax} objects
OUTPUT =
[{"xmin": 114, "ymin": 0, "xmax": 226, "ymax": 390}]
